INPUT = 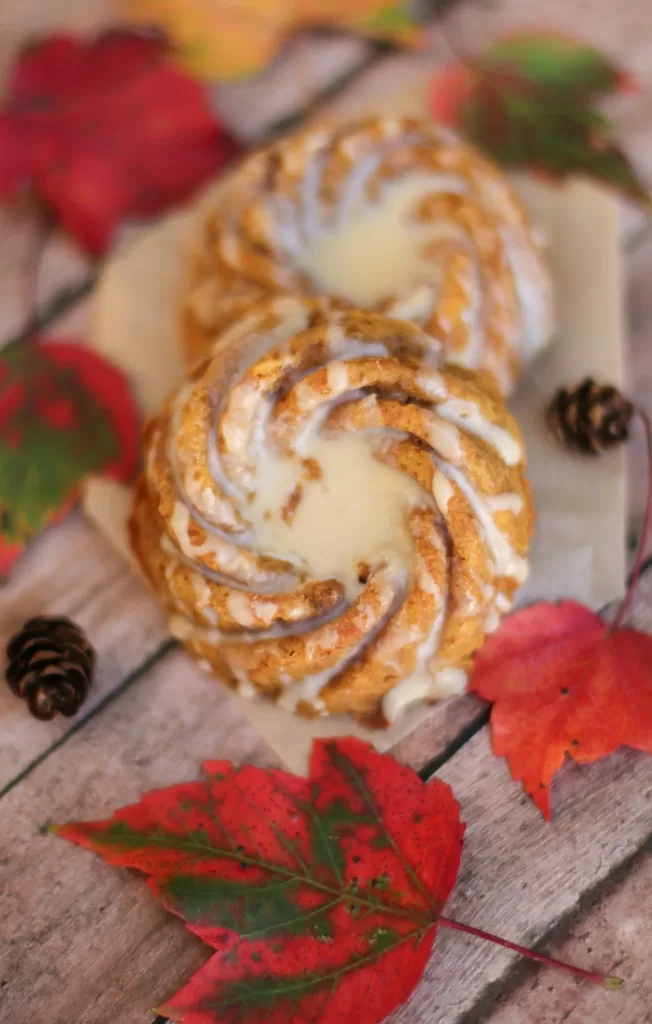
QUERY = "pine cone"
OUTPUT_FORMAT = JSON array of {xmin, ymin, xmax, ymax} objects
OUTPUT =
[
  {"xmin": 5, "ymin": 617, "xmax": 94, "ymax": 720},
  {"xmin": 546, "ymin": 378, "xmax": 634, "ymax": 455}
]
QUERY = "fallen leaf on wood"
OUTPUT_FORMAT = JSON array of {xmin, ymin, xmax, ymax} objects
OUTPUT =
[
  {"xmin": 56, "ymin": 738, "xmax": 464, "ymax": 1023},
  {"xmin": 0, "ymin": 338, "xmax": 140, "ymax": 578},
  {"xmin": 430, "ymin": 31, "xmax": 648, "ymax": 205},
  {"xmin": 0, "ymin": 31, "xmax": 240, "ymax": 254},
  {"xmin": 470, "ymin": 600, "xmax": 652, "ymax": 819},
  {"xmin": 54, "ymin": 738, "xmax": 622, "ymax": 1023}
]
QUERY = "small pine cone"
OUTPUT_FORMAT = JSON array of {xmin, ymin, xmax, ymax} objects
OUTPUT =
[
  {"xmin": 546, "ymin": 378, "xmax": 634, "ymax": 455},
  {"xmin": 5, "ymin": 617, "xmax": 94, "ymax": 720}
]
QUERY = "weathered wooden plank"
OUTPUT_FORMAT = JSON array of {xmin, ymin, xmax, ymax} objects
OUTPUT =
[
  {"xmin": 2, "ymin": 572, "xmax": 651, "ymax": 1024},
  {"xmin": 0, "ymin": 512, "xmax": 169, "ymax": 791},
  {"xmin": 485, "ymin": 847, "xmax": 652, "ymax": 1024}
]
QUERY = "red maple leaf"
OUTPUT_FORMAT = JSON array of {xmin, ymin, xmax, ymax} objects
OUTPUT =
[
  {"xmin": 54, "ymin": 738, "xmax": 620, "ymax": 1022},
  {"xmin": 471, "ymin": 602, "xmax": 652, "ymax": 819},
  {"xmin": 471, "ymin": 401, "xmax": 652, "ymax": 821},
  {"xmin": 0, "ymin": 31, "xmax": 240, "ymax": 254},
  {"xmin": 0, "ymin": 337, "xmax": 140, "ymax": 578}
]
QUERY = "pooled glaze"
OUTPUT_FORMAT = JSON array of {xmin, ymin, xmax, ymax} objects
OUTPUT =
[
  {"xmin": 295, "ymin": 173, "xmax": 467, "ymax": 308},
  {"xmin": 249, "ymin": 431, "xmax": 423, "ymax": 599}
]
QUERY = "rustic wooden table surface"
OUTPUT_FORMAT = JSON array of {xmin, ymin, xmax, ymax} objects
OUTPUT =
[{"xmin": 1, "ymin": 3, "xmax": 652, "ymax": 1023}]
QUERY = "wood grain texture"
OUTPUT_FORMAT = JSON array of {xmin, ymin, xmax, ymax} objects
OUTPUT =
[
  {"xmin": 485, "ymin": 847, "xmax": 652, "ymax": 1024},
  {"xmin": 389, "ymin": 693, "xmax": 487, "ymax": 771}
]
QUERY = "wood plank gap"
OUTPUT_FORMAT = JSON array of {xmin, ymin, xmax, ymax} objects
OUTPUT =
[
  {"xmin": 0, "ymin": 638, "xmax": 175, "ymax": 803},
  {"xmin": 418, "ymin": 706, "xmax": 491, "ymax": 781},
  {"xmin": 2, "ymin": 274, "xmax": 96, "ymax": 349},
  {"xmin": 454, "ymin": 838, "xmax": 652, "ymax": 1024}
]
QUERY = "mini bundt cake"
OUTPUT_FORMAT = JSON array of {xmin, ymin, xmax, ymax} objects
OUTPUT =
[
  {"xmin": 181, "ymin": 116, "xmax": 553, "ymax": 394},
  {"xmin": 131, "ymin": 297, "xmax": 534, "ymax": 724}
]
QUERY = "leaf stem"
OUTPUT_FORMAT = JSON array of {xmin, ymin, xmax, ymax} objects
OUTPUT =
[
  {"xmin": 439, "ymin": 917, "xmax": 623, "ymax": 988},
  {"xmin": 611, "ymin": 407, "xmax": 652, "ymax": 633}
]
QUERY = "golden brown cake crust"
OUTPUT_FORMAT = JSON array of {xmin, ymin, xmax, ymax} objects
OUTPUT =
[
  {"xmin": 131, "ymin": 297, "xmax": 534, "ymax": 723},
  {"xmin": 181, "ymin": 116, "xmax": 553, "ymax": 394}
]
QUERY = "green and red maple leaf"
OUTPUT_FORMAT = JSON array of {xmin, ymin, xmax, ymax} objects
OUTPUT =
[
  {"xmin": 56, "ymin": 738, "xmax": 464, "ymax": 1023},
  {"xmin": 0, "ymin": 31, "xmax": 240, "ymax": 254},
  {"xmin": 430, "ymin": 32, "xmax": 648, "ymax": 204},
  {"xmin": 0, "ymin": 338, "xmax": 140, "ymax": 578}
]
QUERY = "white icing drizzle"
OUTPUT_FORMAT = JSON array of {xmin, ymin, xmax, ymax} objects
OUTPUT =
[
  {"xmin": 435, "ymin": 461, "xmax": 529, "ymax": 584},
  {"xmin": 495, "ymin": 592, "xmax": 513, "ymax": 612},
  {"xmin": 432, "ymin": 471, "xmax": 455, "ymax": 515},
  {"xmin": 415, "ymin": 369, "xmax": 448, "ymax": 399},
  {"xmin": 388, "ymin": 285, "xmax": 436, "ymax": 325},
  {"xmin": 226, "ymin": 591, "xmax": 260, "ymax": 628},
  {"xmin": 249, "ymin": 431, "xmax": 422, "ymax": 599},
  {"xmin": 435, "ymin": 398, "xmax": 522, "ymax": 466},
  {"xmin": 431, "ymin": 666, "xmax": 468, "ymax": 699},
  {"xmin": 382, "ymin": 551, "xmax": 448, "ymax": 724},
  {"xmin": 484, "ymin": 606, "xmax": 502, "ymax": 634},
  {"xmin": 425, "ymin": 418, "xmax": 463, "ymax": 463},
  {"xmin": 485, "ymin": 493, "xmax": 524, "ymax": 515},
  {"xmin": 277, "ymin": 665, "xmax": 339, "ymax": 713},
  {"xmin": 171, "ymin": 501, "xmax": 271, "ymax": 585},
  {"xmin": 383, "ymin": 674, "xmax": 433, "ymax": 723},
  {"xmin": 168, "ymin": 614, "xmax": 195, "ymax": 641}
]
